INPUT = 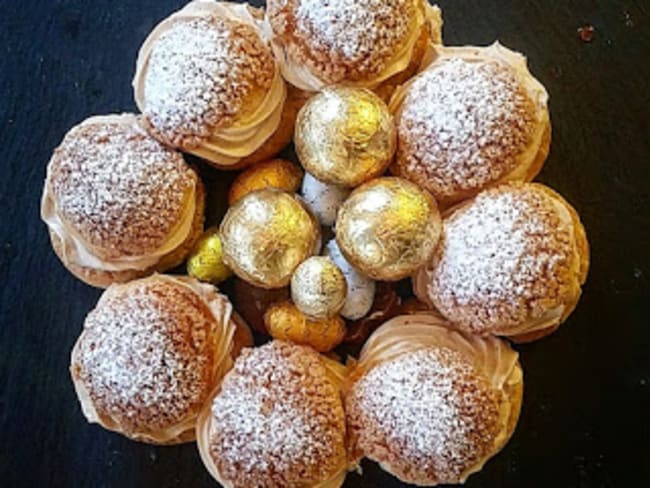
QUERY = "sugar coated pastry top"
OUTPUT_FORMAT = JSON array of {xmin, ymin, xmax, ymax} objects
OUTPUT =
[
  {"xmin": 197, "ymin": 340, "xmax": 348, "ymax": 488},
  {"xmin": 414, "ymin": 183, "xmax": 589, "ymax": 338},
  {"xmin": 134, "ymin": 1, "xmax": 287, "ymax": 166},
  {"xmin": 266, "ymin": 0, "xmax": 442, "ymax": 91},
  {"xmin": 70, "ymin": 275, "xmax": 237, "ymax": 444},
  {"xmin": 346, "ymin": 313, "xmax": 523, "ymax": 485},
  {"xmin": 391, "ymin": 43, "xmax": 550, "ymax": 205},
  {"xmin": 41, "ymin": 114, "xmax": 198, "ymax": 272}
]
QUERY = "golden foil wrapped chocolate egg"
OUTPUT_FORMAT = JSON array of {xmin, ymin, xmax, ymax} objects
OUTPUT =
[
  {"xmin": 264, "ymin": 301, "xmax": 346, "ymax": 352},
  {"xmin": 186, "ymin": 227, "xmax": 232, "ymax": 284},
  {"xmin": 220, "ymin": 189, "xmax": 320, "ymax": 289},
  {"xmin": 228, "ymin": 159, "xmax": 304, "ymax": 206},
  {"xmin": 295, "ymin": 87, "xmax": 396, "ymax": 187},
  {"xmin": 336, "ymin": 177, "xmax": 442, "ymax": 281},
  {"xmin": 291, "ymin": 256, "xmax": 347, "ymax": 320}
]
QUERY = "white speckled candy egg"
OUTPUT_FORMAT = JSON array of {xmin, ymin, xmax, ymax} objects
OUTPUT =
[
  {"xmin": 325, "ymin": 239, "xmax": 376, "ymax": 320},
  {"xmin": 301, "ymin": 173, "xmax": 350, "ymax": 227}
]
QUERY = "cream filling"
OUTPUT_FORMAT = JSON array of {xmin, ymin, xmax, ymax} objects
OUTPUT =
[
  {"xmin": 70, "ymin": 275, "xmax": 237, "ymax": 444},
  {"xmin": 196, "ymin": 352, "xmax": 350, "ymax": 488},
  {"xmin": 357, "ymin": 314, "xmax": 520, "ymax": 389},
  {"xmin": 391, "ymin": 42, "xmax": 550, "ymax": 188},
  {"xmin": 133, "ymin": 1, "xmax": 287, "ymax": 166},
  {"xmin": 40, "ymin": 114, "xmax": 197, "ymax": 273},
  {"xmin": 352, "ymin": 314, "xmax": 522, "ymax": 482},
  {"xmin": 267, "ymin": 2, "xmax": 441, "ymax": 92}
]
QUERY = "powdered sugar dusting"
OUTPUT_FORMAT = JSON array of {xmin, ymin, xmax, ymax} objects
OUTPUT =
[
  {"xmin": 397, "ymin": 59, "xmax": 536, "ymax": 199},
  {"xmin": 346, "ymin": 347, "xmax": 500, "ymax": 484},
  {"xmin": 209, "ymin": 341, "xmax": 346, "ymax": 486},
  {"xmin": 143, "ymin": 16, "xmax": 275, "ymax": 148},
  {"xmin": 429, "ymin": 183, "xmax": 574, "ymax": 332},
  {"xmin": 269, "ymin": 0, "xmax": 416, "ymax": 82},
  {"xmin": 75, "ymin": 279, "xmax": 218, "ymax": 433},
  {"xmin": 49, "ymin": 117, "xmax": 195, "ymax": 256}
]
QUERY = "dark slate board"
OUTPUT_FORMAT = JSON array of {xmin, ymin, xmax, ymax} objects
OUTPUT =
[{"xmin": 1, "ymin": 1, "xmax": 649, "ymax": 487}]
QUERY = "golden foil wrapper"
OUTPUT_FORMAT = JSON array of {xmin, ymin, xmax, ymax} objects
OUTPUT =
[
  {"xmin": 336, "ymin": 177, "xmax": 442, "ymax": 281},
  {"xmin": 186, "ymin": 227, "xmax": 232, "ymax": 284},
  {"xmin": 295, "ymin": 87, "xmax": 396, "ymax": 187},
  {"xmin": 264, "ymin": 301, "xmax": 346, "ymax": 352},
  {"xmin": 228, "ymin": 159, "xmax": 304, "ymax": 206},
  {"xmin": 291, "ymin": 256, "xmax": 347, "ymax": 320},
  {"xmin": 220, "ymin": 189, "xmax": 321, "ymax": 289}
]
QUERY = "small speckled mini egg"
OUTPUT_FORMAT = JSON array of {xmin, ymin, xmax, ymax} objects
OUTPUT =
[
  {"xmin": 325, "ymin": 239, "xmax": 376, "ymax": 320},
  {"xmin": 301, "ymin": 172, "xmax": 351, "ymax": 227},
  {"xmin": 291, "ymin": 256, "xmax": 347, "ymax": 320}
]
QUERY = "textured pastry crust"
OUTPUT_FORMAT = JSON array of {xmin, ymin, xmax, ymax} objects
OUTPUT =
[
  {"xmin": 134, "ymin": 1, "xmax": 295, "ymax": 168},
  {"xmin": 196, "ymin": 341, "xmax": 349, "ymax": 487},
  {"xmin": 509, "ymin": 185, "xmax": 590, "ymax": 343},
  {"xmin": 50, "ymin": 180, "xmax": 205, "ymax": 289},
  {"xmin": 266, "ymin": 0, "xmax": 441, "ymax": 97},
  {"xmin": 390, "ymin": 43, "xmax": 551, "ymax": 208},
  {"xmin": 345, "ymin": 314, "xmax": 523, "ymax": 486},
  {"xmin": 414, "ymin": 183, "xmax": 590, "ymax": 340},
  {"xmin": 69, "ymin": 275, "xmax": 238, "ymax": 445}
]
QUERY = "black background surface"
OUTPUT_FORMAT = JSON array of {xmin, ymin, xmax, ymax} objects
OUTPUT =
[{"xmin": 1, "ymin": 1, "xmax": 649, "ymax": 487}]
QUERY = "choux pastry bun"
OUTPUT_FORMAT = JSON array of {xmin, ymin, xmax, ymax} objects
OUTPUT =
[
  {"xmin": 346, "ymin": 312, "xmax": 523, "ymax": 486},
  {"xmin": 70, "ymin": 274, "xmax": 250, "ymax": 444},
  {"xmin": 41, "ymin": 114, "xmax": 204, "ymax": 288},
  {"xmin": 197, "ymin": 341, "xmax": 349, "ymax": 487},
  {"xmin": 134, "ymin": 1, "xmax": 302, "ymax": 169},
  {"xmin": 390, "ymin": 42, "xmax": 551, "ymax": 207},
  {"xmin": 414, "ymin": 182, "xmax": 590, "ymax": 342}
]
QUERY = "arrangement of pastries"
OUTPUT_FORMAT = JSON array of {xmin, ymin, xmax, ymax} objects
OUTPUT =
[{"xmin": 42, "ymin": 1, "xmax": 591, "ymax": 486}]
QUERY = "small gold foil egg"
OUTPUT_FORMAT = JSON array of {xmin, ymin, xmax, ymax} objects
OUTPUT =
[
  {"xmin": 336, "ymin": 177, "xmax": 442, "ymax": 281},
  {"xmin": 295, "ymin": 87, "xmax": 396, "ymax": 187},
  {"xmin": 291, "ymin": 256, "xmax": 347, "ymax": 320},
  {"xmin": 186, "ymin": 227, "xmax": 232, "ymax": 284},
  {"xmin": 228, "ymin": 159, "xmax": 304, "ymax": 206},
  {"xmin": 220, "ymin": 189, "xmax": 321, "ymax": 289},
  {"xmin": 264, "ymin": 301, "xmax": 346, "ymax": 352}
]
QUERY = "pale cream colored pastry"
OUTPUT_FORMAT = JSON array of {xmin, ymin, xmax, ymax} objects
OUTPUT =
[
  {"xmin": 197, "ymin": 341, "xmax": 349, "ymax": 488},
  {"xmin": 346, "ymin": 313, "xmax": 523, "ymax": 486},
  {"xmin": 133, "ymin": 1, "xmax": 299, "ymax": 168},
  {"xmin": 69, "ymin": 275, "xmax": 249, "ymax": 445},
  {"xmin": 414, "ymin": 183, "xmax": 590, "ymax": 342},
  {"xmin": 390, "ymin": 42, "xmax": 551, "ymax": 207},
  {"xmin": 41, "ymin": 114, "xmax": 203, "ymax": 288},
  {"xmin": 266, "ymin": 0, "xmax": 442, "ymax": 99}
]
